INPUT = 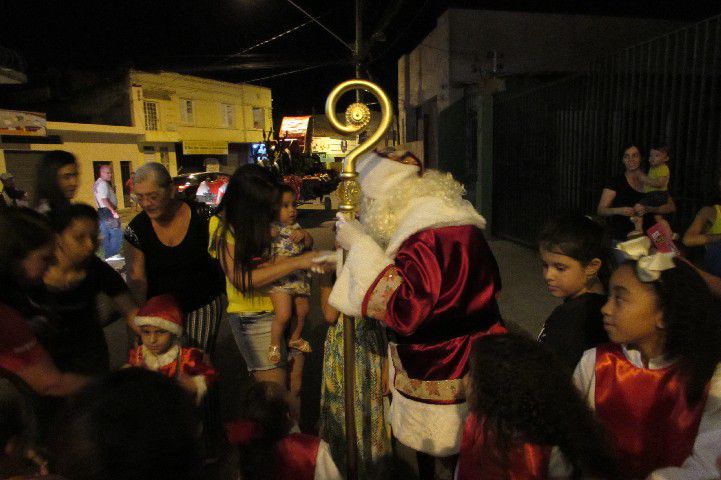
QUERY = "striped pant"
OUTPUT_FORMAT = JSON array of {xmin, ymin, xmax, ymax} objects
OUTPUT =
[
  {"xmin": 183, "ymin": 294, "xmax": 225, "ymax": 459},
  {"xmin": 183, "ymin": 294, "xmax": 225, "ymax": 357}
]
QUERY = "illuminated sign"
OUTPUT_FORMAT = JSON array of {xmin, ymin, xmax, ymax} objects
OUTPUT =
[
  {"xmin": 0, "ymin": 109, "xmax": 47, "ymax": 136},
  {"xmin": 182, "ymin": 140, "xmax": 228, "ymax": 155},
  {"xmin": 279, "ymin": 116, "xmax": 311, "ymax": 139}
]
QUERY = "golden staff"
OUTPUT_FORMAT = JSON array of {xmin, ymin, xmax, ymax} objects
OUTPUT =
[{"xmin": 325, "ymin": 78, "xmax": 392, "ymax": 480}]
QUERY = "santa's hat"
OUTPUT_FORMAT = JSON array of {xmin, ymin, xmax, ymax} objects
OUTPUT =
[
  {"xmin": 350, "ymin": 150, "xmax": 420, "ymax": 200},
  {"xmin": 134, "ymin": 294, "xmax": 183, "ymax": 336}
]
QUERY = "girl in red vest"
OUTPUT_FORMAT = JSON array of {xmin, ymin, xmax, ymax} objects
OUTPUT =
[
  {"xmin": 458, "ymin": 333, "xmax": 619, "ymax": 480},
  {"xmin": 574, "ymin": 238, "xmax": 721, "ymax": 479},
  {"xmin": 227, "ymin": 381, "xmax": 341, "ymax": 480}
]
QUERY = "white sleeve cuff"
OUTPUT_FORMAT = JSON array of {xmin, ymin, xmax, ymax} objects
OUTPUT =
[
  {"xmin": 328, "ymin": 235, "xmax": 392, "ymax": 317},
  {"xmin": 192, "ymin": 375, "xmax": 207, "ymax": 405},
  {"xmin": 314, "ymin": 440, "xmax": 343, "ymax": 480}
]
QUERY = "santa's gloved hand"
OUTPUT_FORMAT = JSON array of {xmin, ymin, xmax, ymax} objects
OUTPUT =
[{"xmin": 335, "ymin": 212, "xmax": 370, "ymax": 251}]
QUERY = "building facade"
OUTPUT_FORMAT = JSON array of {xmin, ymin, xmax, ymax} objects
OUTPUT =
[
  {"xmin": 0, "ymin": 70, "xmax": 272, "ymax": 209},
  {"xmin": 397, "ymin": 9, "xmax": 682, "ymax": 224}
]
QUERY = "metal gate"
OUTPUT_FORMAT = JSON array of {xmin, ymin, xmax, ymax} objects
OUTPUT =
[{"xmin": 493, "ymin": 15, "xmax": 721, "ymax": 245}]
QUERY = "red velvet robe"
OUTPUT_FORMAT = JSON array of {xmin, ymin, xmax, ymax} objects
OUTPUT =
[
  {"xmin": 363, "ymin": 225, "xmax": 504, "ymax": 403},
  {"xmin": 594, "ymin": 344, "xmax": 708, "ymax": 479},
  {"xmin": 457, "ymin": 413, "xmax": 552, "ymax": 480}
]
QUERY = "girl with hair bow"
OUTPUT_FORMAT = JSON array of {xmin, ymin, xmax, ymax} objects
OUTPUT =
[{"xmin": 574, "ymin": 237, "xmax": 721, "ymax": 479}]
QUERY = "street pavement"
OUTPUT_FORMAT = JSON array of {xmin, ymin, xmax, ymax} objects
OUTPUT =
[{"xmin": 105, "ymin": 201, "xmax": 559, "ymax": 476}]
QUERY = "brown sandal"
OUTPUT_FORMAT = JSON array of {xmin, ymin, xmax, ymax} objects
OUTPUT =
[
  {"xmin": 268, "ymin": 344, "xmax": 282, "ymax": 363},
  {"xmin": 288, "ymin": 338, "xmax": 312, "ymax": 353}
]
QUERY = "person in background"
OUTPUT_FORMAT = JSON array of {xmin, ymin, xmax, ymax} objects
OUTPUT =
[
  {"xmin": 0, "ymin": 208, "xmax": 90, "ymax": 475},
  {"xmin": 226, "ymin": 381, "xmax": 342, "ymax": 480},
  {"xmin": 1, "ymin": 172, "xmax": 28, "ymax": 207},
  {"xmin": 49, "ymin": 368, "xmax": 201, "ymax": 480},
  {"xmin": 125, "ymin": 162, "xmax": 225, "ymax": 356},
  {"xmin": 32, "ymin": 150, "xmax": 79, "ymax": 215},
  {"xmin": 574, "ymin": 240, "xmax": 721, "ymax": 479},
  {"xmin": 683, "ymin": 172, "xmax": 721, "ymax": 278},
  {"xmin": 93, "ymin": 164, "xmax": 122, "ymax": 258},
  {"xmin": 125, "ymin": 171, "xmax": 139, "ymax": 212},
  {"xmin": 0, "ymin": 209, "xmax": 89, "ymax": 396},
  {"xmin": 25, "ymin": 204, "xmax": 138, "ymax": 375},
  {"xmin": 128, "ymin": 294, "xmax": 216, "ymax": 405},
  {"xmin": 597, "ymin": 144, "xmax": 675, "ymax": 254},
  {"xmin": 457, "ymin": 333, "xmax": 619, "ymax": 480},
  {"xmin": 537, "ymin": 214, "xmax": 610, "ymax": 370},
  {"xmin": 267, "ymin": 184, "xmax": 314, "ymax": 364},
  {"xmin": 125, "ymin": 162, "xmax": 226, "ymax": 460},
  {"xmin": 630, "ymin": 142, "xmax": 673, "ymax": 236}
]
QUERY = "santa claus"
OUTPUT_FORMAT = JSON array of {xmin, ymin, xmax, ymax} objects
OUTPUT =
[{"xmin": 329, "ymin": 150, "xmax": 505, "ymax": 477}]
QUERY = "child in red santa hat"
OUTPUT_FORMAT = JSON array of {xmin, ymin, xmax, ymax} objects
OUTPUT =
[{"xmin": 127, "ymin": 294, "xmax": 216, "ymax": 404}]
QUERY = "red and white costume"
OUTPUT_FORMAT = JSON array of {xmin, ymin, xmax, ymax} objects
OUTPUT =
[
  {"xmin": 0, "ymin": 303, "xmax": 53, "ymax": 377},
  {"xmin": 457, "ymin": 413, "xmax": 572, "ymax": 480},
  {"xmin": 226, "ymin": 421, "xmax": 342, "ymax": 480},
  {"xmin": 330, "ymin": 152, "xmax": 505, "ymax": 457},
  {"xmin": 574, "ymin": 344, "xmax": 721, "ymax": 480},
  {"xmin": 130, "ymin": 295, "xmax": 216, "ymax": 403}
]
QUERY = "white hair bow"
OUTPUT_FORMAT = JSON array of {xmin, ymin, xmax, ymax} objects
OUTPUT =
[{"xmin": 615, "ymin": 237, "xmax": 676, "ymax": 282}]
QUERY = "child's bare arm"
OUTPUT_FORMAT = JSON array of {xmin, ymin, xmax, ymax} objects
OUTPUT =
[
  {"xmin": 289, "ymin": 228, "xmax": 314, "ymax": 249},
  {"xmin": 319, "ymin": 274, "xmax": 339, "ymax": 325}
]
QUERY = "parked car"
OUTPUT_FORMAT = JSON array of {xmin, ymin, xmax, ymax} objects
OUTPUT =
[{"xmin": 173, "ymin": 172, "xmax": 230, "ymax": 206}]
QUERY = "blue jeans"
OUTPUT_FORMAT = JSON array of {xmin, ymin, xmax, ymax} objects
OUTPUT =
[{"xmin": 99, "ymin": 212, "xmax": 122, "ymax": 258}]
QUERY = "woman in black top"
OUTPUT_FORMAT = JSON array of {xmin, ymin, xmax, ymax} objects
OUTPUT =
[
  {"xmin": 26, "ymin": 204, "xmax": 138, "ymax": 375},
  {"xmin": 597, "ymin": 143, "xmax": 676, "ymax": 244},
  {"xmin": 124, "ymin": 163, "xmax": 225, "ymax": 356}
]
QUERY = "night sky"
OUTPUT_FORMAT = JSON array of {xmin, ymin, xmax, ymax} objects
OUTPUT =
[{"xmin": 3, "ymin": 0, "xmax": 721, "ymax": 121}]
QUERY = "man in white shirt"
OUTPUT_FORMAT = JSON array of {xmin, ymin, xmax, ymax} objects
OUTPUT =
[{"xmin": 93, "ymin": 164, "xmax": 122, "ymax": 258}]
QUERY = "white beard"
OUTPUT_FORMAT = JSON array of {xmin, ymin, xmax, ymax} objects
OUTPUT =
[{"xmin": 358, "ymin": 170, "xmax": 468, "ymax": 250}]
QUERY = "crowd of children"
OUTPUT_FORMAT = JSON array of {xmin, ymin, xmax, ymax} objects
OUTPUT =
[{"xmin": 1, "ymin": 142, "xmax": 721, "ymax": 480}]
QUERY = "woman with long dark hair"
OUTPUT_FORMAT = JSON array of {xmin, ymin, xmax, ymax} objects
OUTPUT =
[
  {"xmin": 597, "ymin": 143, "xmax": 676, "ymax": 253},
  {"xmin": 32, "ymin": 150, "xmax": 79, "ymax": 214},
  {"xmin": 209, "ymin": 164, "xmax": 320, "ymax": 393}
]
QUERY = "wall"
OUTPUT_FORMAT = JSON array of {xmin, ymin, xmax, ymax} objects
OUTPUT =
[
  {"xmin": 130, "ymin": 71, "xmax": 272, "ymax": 144},
  {"xmin": 0, "ymin": 122, "xmax": 143, "ymax": 209}
]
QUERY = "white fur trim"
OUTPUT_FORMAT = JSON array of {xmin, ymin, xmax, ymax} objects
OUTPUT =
[
  {"xmin": 353, "ymin": 151, "xmax": 419, "ymax": 200},
  {"xmin": 387, "ymin": 344, "xmax": 468, "ymax": 456},
  {"xmin": 385, "ymin": 195, "xmax": 486, "ymax": 257},
  {"xmin": 192, "ymin": 375, "xmax": 208, "ymax": 405},
  {"xmin": 134, "ymin": 316, "xmax": 182, "ymax": 336},
  {"xmin": 140, "ymin": 344, "xmax": 180, "ymax": 370},
  {"xmin": 328, "ymin": 234, "xmax": 393, "ymax": 316}
]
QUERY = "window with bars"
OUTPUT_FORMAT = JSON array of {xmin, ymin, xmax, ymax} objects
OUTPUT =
[
  {"xmin": 252, "ymin": 107, "xmax": 264, "ymax": 130},
  {"xmin": 180, "ymin": 99, "xmax": 194, "ymax": 125},
  {"xmin": 143, "ymin": 102, "xmax": 158, "ymax": 131},
  {"xmin": 221, "ymin": 103, "xmax": 235, "ymax": 127}
]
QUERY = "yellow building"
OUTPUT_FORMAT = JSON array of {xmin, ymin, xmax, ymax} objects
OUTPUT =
[
  {"xmin": 130, "ymin": 70, "xmax": 272, "ymax": 176},
  {"xmin": 0, "ymin": 70, "xmax": 272, "ymax": 209}
]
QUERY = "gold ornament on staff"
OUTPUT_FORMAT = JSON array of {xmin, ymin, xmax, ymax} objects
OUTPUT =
[{"xmin": 324, "ymin": 78, "xmax": 392, "ymax": 480}]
